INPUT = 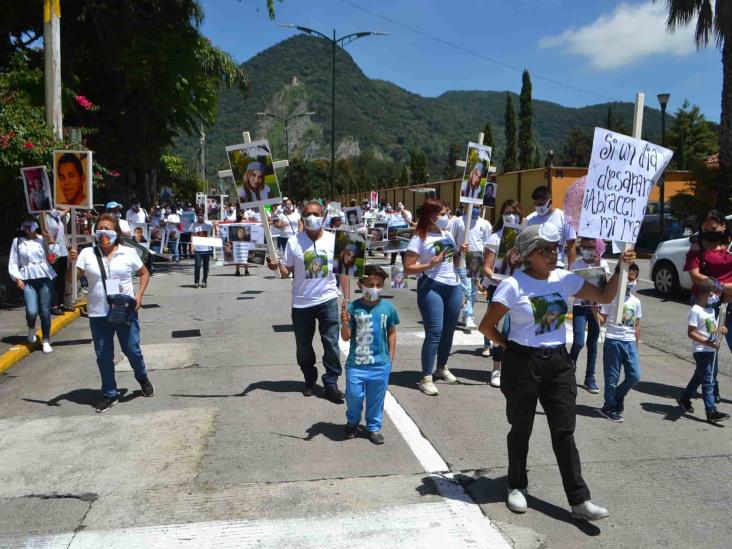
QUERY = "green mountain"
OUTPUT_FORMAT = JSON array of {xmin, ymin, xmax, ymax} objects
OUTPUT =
[{"xmin": 176, "ymin": 35, "xmax": 666, "ymax": 178}]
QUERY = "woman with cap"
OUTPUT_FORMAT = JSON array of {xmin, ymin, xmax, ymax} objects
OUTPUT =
[
  {"xmin": 8, "ymin": 217, "xmax": 60, "ymax": 354},
  {"xmin": 479, "ymin": 222, "xmax": 635, "ymax": 520},
  {"xmin": 106, "ymin": 201, "xmax": 131, "ymax": 237},
  {"xmin": 461, "ymin": 163, "xmax": 485, "ymax": 199},
  {"xmin": 334, "ymin": 243, "xmax": 359, "ymax": 276},
  {"xmin": 241, "ymin": 162, "xmax": 271, "ymax": 203}
]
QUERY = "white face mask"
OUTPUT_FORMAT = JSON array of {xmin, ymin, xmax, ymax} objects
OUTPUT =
[
  {"xmin": 580, "ymin": 249, "xmax": 597, "ymax": 262},
  {"xmin": 626, "ymin": 281, "xmax": 637, "ymax": 293},
  {"xmin": 95, "ymin": 229, "xmax": 118, "ymax": 245},
  {"xmin": 304, "ymin": 214, "xmax": 323, "ymax": 231},
  {"xmin": 534, "ymin": 201, "xmax": 551, "ymax": 216},
  {"xmin": 362, "ymin": 287, "xmax": 382, "ymax": 301},
  {"xmin": 435, "ymin": 215, "xmax": 450, "ymax": 229},
  {"xmin": 502, "ymin": 214, "xmax": 520, "ymax": 225}
]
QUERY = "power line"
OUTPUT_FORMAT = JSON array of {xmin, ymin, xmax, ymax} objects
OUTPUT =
[{"xmin": 339, "ymin": 0, "xmax": 618, "ymax": 102}]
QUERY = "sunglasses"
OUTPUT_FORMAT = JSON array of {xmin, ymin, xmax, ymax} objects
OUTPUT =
[{"xmin": 535, "ymin": 245, "xmax": 560, "ymax": 258}]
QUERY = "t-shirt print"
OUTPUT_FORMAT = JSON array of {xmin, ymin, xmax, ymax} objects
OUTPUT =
[
  {"xmin": 433, "ymin": 239, "xmax": 455, "ymax": 263},
  {"xmin": 304, "ymin": 250, "xmax": 329, "ymax": 279},
  {"xmin": 530, "ymin": 292, "xmax": 568, "ymax": 336},
  {"xmin": 353, "ymin": 312, "xmax": 386, "ymax": 366},
  {"xmin": 705, "ymin": 317, "xmax": 716, "ymax": 335},
  {"xmin": 621, "ymin": 305, "xmax": 637, "ymax": 327}
]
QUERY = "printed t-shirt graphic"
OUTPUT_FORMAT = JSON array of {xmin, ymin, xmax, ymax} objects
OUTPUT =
[
  {"xmin": 433, "ymin": 239, "xmax": 456, "ymax": 263},
  {"xmin": 530, "ymin": 292, "xmax": 568, "ymax": 336},
  {"xmin": 304, "ymin": 250, "xmax": 328, "ymax": 279},
  {"xmin": 621, "ymin": 305, "xmax": 638, "ymax": 327},
  {"xmin": 346, "ymin": 300, "xmax": 400, "ymax": 368}
]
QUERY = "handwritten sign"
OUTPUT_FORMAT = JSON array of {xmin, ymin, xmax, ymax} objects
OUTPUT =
[{"xmin": 578, "ymin": 128, "xmax": 672, "ymax": 243}]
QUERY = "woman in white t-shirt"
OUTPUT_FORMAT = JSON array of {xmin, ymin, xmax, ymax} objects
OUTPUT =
[
  {"xmin": 273, "ymin": 198, "xmax": 301, "ymax": 251},
  {"xmin": 69, "ymin": 213, "xmax": 154, "ymax": 414},
  {"xmin": 479, "ymin": 222, "xmax": 636, "ymax": 521},
  {"xmin": 404, "ymin": 198, "xmax": 468, "ymax": 396}
]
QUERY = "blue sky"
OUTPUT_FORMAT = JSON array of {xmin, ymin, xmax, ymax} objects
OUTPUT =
[{"xmin": 200, "ymin": 0, "xmax": 722, "ymax": 121}]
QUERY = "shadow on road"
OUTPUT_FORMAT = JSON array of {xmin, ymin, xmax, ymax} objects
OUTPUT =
[
  {"xmin": 634, "ymin": 380, "xmax": 682, "ymax": 400},
  {"xmin": 171, "ymin": 380, "xmax": 305, "ymax": 399},
  {"xmin": 639, "ymin": 401, "xmax": 723, "ymax": 426},
  {"xmin": 388, "ymin": 370, "xmax": 422, "ymax": 389},
  {"xmin": 304, "ymin": 421, "xmax": 345, "ymax": 441},
  {"xmin": 22, "ymin": 388, "xmax": 138, "ymax": 408},
  {"xmin": 449, "ymin": 367, "xmax": 491, "ymax": 384}
]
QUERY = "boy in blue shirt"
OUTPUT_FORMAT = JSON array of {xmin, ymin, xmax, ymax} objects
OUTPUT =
[{"xmin": 341, "ymin": 265, "xmax": 399, "ymax": 445}]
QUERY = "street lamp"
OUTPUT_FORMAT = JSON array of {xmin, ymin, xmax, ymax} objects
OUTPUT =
[
  {"xmin": 257, "ymin": 110, "xmax": 315, "ymax": 195},
  {"xmin": 279, "ymin": 24, "xmax": 388, "ymax": 199},
  {"xmin": 657, "ymin": 93, "xmax": 670, "ymax": 242}
]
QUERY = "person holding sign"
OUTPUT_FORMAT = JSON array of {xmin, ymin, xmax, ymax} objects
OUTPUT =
[
  {"xmin": 190, "ymin": 209, "xmax": 214, "ymax": 288},
  {"xmin": 479, "ymin": 222, "xmax": 636, "ymax": 520},
  {"xmin": 404, "ymin": 198, "xmax": 468, "ymax": 396},
  {"xmin": 69, "ymin": 214, "xmax": 154, "ymax": 413},
  {"xmin": 526, "ymin": 186, "xmax": 576, "ymax": 268},
  {"xmin": 267, "ymin": 201, "xmax": 344, "ymax": 403}
]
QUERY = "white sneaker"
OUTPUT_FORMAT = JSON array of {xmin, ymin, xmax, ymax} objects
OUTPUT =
[
  {"xmin": 42, "ymin": 340, "xmax": 53, "ymax": 354},
  {"xmin": 464, "ymin": 317, "xmax": 477, "ymax": 330},
  {"xmin": 481, "ymin": 347, "xmax": 492, "ymax": 357},
  {"xmin": 571, "ymin": 500, "xmax": 609, "ymax": 521},
  {"xmin": 27, "ymin": 327, "xmax": 37, "ymax": 344},
  {"xmin": 434, "ymin": 367, "xmax": 457, "ymax": 383},
  {"xmin": 507, "ymin": 488, "xmax": 527, "ymax": 513},
  {"xmin": 418, "ymin": 375, "xmax": 439, "ymax": 396},
  {"xmin": 490, "ymin": 369, "xmax": 501, "ymax": 387}
]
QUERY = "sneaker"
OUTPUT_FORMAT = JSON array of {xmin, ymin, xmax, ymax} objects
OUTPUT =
[
  {"xmin": 481, "ymin": 347, "xmax": 492, "ymax": 357},
  {"xmin": 302, "ymin": 384, "xmax": 315, "ymax": 397},
  {"xmin": 418, "ymin": 375, "xmax": 439, "ymax": 396},
  {"xmin": 581, "ymin": 378, "xmax": 600, "ymax": 394},
  {"xmin": 706, "ymin": 409, "xmax": 730, "ymax": 423},
  {"xmin": 571, "ymin": 500, "xmax": 609, "ymax": 521},
  {"xmin": 139, "ymin": 377, "xmax": 155, "ymax": 397},
  {"xmin": 27, "ymin": 327, "xmax": 37, "ymax": 344},
  {"xmin": 676, "ymin": 396, "xmax": 694, "ymax": 414},
  {"xmin": 434, "ymin": 367, "xmax": 457, "ymax": 383},
  {"xmin": 324, "ymin": 385, "xmax": 345, "ymax": 403},
  {"xmin": 194, "ymin": 283, "xmax": 199, "ymax": 288},
  {"xmin": 95, "ymin": 395, "xmax": 119, "ymax": 414},
  {"xmin": 369, "ymin": 431, "xmax": 385, "ymax": 445},
  {"xmin": 41, "ymin": 340, "xmax": 53, "ymax": 354},
  {"xmin": 464, "ymin": 317, "xmax": 477, "ymax": 330},
  {"xmin": 244, "ymin": 269, "xmax": 251, "ymax": 276},
  {"xmin": 506, "ymin": 488, "xmax": 527, "ymax": 513},
  {"xmin": 490, "ymin": 369, "xmax": 501, "ymax": 388},
  {"xmin": 201, "ymin": 281, "xmax": 207, "ymax": 288},
  {"xmin": 598, "ymin": 408, "xmax": 623, "ymax": 423},
  {"xmin": 344, "ymin": 423, "xmax": 359, "ymax": 439}
]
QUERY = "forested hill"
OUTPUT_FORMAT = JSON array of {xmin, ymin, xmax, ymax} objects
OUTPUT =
[{"xmin": 176, "ymin": 35, "xmax": 665, "ymax": 175}]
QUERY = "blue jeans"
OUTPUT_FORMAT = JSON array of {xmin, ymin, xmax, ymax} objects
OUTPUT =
[
  {"xmin": 569, "ymin": 305, "xmax": 600, "ymax": 380},
  {"xmin": 682, "ymin": 352, "xmax": 717, "ymax": 411},
  {"xmin": 89, "ymin": 313, "xmax": 148, "ymax": 398},
  {"xmin": 291, "ymin": 298, "xmax": 342, "ymax": 387},
  {"xmin": 194, "ymin": 251, "xmax": 211, "ymax": 284},
  {"xmin": 602, "ymin": 339, "xmax": 641, "ymax": 411},
  {"xmin": 417, "ymin": 276, "xmax": 462, "ymax": 375},
  {"xmin": 24, "ymin": 277, "xmax": 54, "ymax": 341},
  {"xmin": 457, "ymin": 267, "xmax": 477, "ymax": 320},
  {"xmin": 169, "ymin": 237, "xmax": 180, "ymax": 260},
  {"xmin": 346, "ymin": 362, "xmax": 391, "ymax": 432}
]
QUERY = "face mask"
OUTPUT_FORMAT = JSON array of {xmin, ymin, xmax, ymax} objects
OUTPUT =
[
  {"xmin": 363, "ymin": 287, "xmax": 382, "ymax": 301},
  {"xmin": 165, "ymin": 209, "xmax": 171, "ymax": 215},
  {"xmin": 435, "ymin": 215, "xmax": 450, "ymax": 229},
  {"xmin": 701, "ymin": 230, "xmax": 725, "ymax": 243},
  {"xmin": 304, "ymin": 214, "xmax": 323, "ymax": 231},
  {"xmin": 580, "ymin": 249, "xmax": 597, "ymax": 261},
  {"xmin": 112, "ymin": 212, "xmax": 121, "ymax": 219},
  {"xmin": 132, "ymin": 205, "xmax": 139, "ymax": 211},
  {"xmin": 95, "ymin": 229, "xmax": 118, "ymax": 245},
  {"xmin": 534, "ymin": 201, "xmax": 551, "ymax": 216},
  {"xmin": 502, "ymin": 214, "xmax": 520, "ymax": 225},
  {"xmin": 626, "ymin": 281, "xmax": 637, "ymax": 294},
  {"xmin": 21, "ymin": 222, "xmax": 39, "ymax": 235},
  {"xmin": 471, "ymin": 209, "xmax": 480, "ymax": 219}
]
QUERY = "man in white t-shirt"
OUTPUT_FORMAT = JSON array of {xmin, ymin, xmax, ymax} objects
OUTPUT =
[
  {"xmin": 525, "ymin": 186, "xmax": 576, "ymax": 268},
  {"xmin": 267, "ymin": 200, "xmax": 344, "ymax": 402},
  {"xmin": 452, "ymin": 206, "xmax": 492, "ymax": 330},
  {"xmin": 164, "ymin": 207, "xmax": 181, "ymax": 262},
  {"xmin": 125, "ymin": 201, "xmax": 148, "ymax": 224}
]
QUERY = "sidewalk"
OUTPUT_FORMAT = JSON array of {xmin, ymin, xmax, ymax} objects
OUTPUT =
[{"xmin": 0, "ymin": 260, "xmax": 730, "ymax": 548}]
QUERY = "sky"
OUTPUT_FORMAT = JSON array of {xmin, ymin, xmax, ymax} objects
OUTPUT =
[{"xmin": 200, "ymin": 0, "xmax": 722, "ymax": 121}]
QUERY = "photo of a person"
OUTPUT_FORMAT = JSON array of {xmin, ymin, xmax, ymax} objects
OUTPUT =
[
  {"xmin": 53, "ymin": 150, "xmax": 93, "ymax": 209},
  {"xmin": 621, "ymin": 306, "xmax": 637, "ymax": 328},
  {"xmin": 390, "ymin": 266, "xmax": 407, "ymax": 289},
  {"xmin": 433, "ymin": 239, "xmax": 456, "ymax": 263},
  {"xmin": 226, "ymin": 140, "xmax": 282, "ymax": 209},
  {"xmin": 334, "ymin": 243, "xmax": 359, "ymax": 276},
  {"xmin": 530, "ymin": 293, "xmax": 568, "ymax": 336},
  {"xmin": 21, "ymin": 167, "xmax": 53, "ymax": 213},
  {"xmin": 247, "ymin": 249, "xmax": 266, "ymax": 266},
  {"xmin": 466, "ymin": 251, "xmax": 484, "ymax": 279},
  {"xmin": 333, "ymin": 231, "xmax": 366, "ymax": 277},
  {"xmin": 461, "ymin": 163, "xmax": 486, "ymax": 199},
  {"xmin": 496, "ymin": 225, "xmax": 520, "ymax": 275},
  {"xmin": 459, "ymin": 142, "xmax": 492, "ymax": 205},
  {"xmin": 206, "ymin": 195, "xmax": 222, "ymax": 221},
  {"xmin": 572, "ymin": 267, "xmax": 608, "ymax": 288},
  {"xmin": 483, "ymin": 182, "xmax": 496, "ymax": 208},
  {"xmin": 345, "ymin": 207, "xmax": 361, "ymax": 226},
  {"xmin": 130, "ymin": 223, "xmax": 149, "ymax": 248},
  {"xmin": 304, "ymin": 250, "xmax": 328, "ymax": 279},
  {"xmin": 241, "ymin": 162, "xmax": 271, "ymax": 202},
  {"xmin": 229, "ymin": 225, "xmax": 251, "ymax": 242}
]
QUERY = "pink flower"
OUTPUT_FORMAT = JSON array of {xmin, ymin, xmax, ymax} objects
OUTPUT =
[
  {"xmin": 24, "ymin": 141, "xmax": 34, "ymax": 149},
  {"xmin": 74, "ymin": 95, "xmax": 94, "ymax": 110},
  {"xmin": 109, "ymin": 170, "xmax": 120, "ymax": 177}
]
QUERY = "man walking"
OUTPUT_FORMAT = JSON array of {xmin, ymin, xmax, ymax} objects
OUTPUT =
[{"xmin": 267, "ymin": 201, "xmax": 344, "ymax": 402}]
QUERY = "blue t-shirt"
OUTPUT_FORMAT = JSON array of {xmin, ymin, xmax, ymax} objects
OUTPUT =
[{"xmin": 345, "ymin": 299, "xmax": 400, "ymax": 368}]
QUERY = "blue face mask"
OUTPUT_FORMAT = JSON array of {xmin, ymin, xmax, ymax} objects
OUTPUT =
[{"xmin": 471, "ymin": 209, "xmax": 480, "ymax": 219}]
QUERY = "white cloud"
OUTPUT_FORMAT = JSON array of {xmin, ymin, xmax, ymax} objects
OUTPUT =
[{"xmin": 538, "ymin": 2, "xmax": 697, "ymax": 70}]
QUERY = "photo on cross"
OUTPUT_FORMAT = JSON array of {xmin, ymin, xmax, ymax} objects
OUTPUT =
[{"xmin": 226, "ymin": 139, "xmax": 282, "ymax": 209}]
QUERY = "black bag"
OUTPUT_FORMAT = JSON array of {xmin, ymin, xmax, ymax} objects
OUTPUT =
[{"xmin": 95, "ymin": 247, "xmax": 136, "ymax": 325}]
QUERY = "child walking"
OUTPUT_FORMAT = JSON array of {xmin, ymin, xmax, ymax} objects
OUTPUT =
[
  {"xmin": 677, "ymin": 290, "xmax": 730, "ymax": 423},
  {"xmin": 598, "ymin": 263, "xmax": 642, "ymax": 422},
  {"xmin": 340, "ymin": 265, "xmax": 399, "ymax": 445}
]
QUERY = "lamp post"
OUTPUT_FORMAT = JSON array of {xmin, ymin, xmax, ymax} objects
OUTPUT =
[
  {"xmin": 657, "ymin": 93, "xmax": 670, "ymax": 242},
  {"xmin": 257, "ymin": 110, "xmax": 315, "ymax": 195},
  {"xmin": 279, "ymin": 25, "xmax": 388, "ymax": 199}
]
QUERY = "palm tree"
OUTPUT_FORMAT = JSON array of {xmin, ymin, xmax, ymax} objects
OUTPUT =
[{"xmin": 655, "ymin": 0, "xmax": 731, "ymax": 212}]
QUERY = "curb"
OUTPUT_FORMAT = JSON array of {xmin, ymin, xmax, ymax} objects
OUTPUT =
[{"xmin": 0, "ymin": 300, "xmax": 87, "ymax": 375}]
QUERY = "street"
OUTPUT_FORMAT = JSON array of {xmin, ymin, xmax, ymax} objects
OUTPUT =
[{"xmin": 0, "ymin": 257, "xmax": 730, "ymax": 548}]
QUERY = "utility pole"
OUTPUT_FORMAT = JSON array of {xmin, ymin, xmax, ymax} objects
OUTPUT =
[
  {"xmin": 200, "ymin": 126, "xmax": 206, "ymax": 189},
  {"xmin": 44, "ymin": 0, "xmax": 62, "ymax": 139}
]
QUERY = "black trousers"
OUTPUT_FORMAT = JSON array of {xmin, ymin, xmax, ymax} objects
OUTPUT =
[
  {"xmin": 194, "ymin": 251, "xmax": 211, "ymax": 284},
  {"xmin": 53, "ymin": 256, "xmax": 68, "ymax": 307},
  {"xmin": 500, "ymin": 341, "xmax": 590, "ymax": 505}
]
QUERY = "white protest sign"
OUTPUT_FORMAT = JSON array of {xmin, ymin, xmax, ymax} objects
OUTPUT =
[
  {"xmin": 578, "ymin": 127, "xmax": 673, "ymax": 244},
  {"xmin": 191, "ymin": 236, "xmax": 223, "ymax": 248}
]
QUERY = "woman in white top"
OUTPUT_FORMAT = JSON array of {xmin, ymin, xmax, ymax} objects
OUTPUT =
[
  {"xmin": 69, "ymin": 213, "xmax": 154, "ymax": 413},
  {"xmin": 273, "ymin": 198, "xmax": 302, "ymax": 251},
  {"xmin": 8, "ymin": 218, "xmax": 59, "ymax": 353},
  {"xmin": 479, "ymin": 223, "xmax": 636, "ymax": 521},
  {"xmin": 404, "ymin": 198, "xmax": 467, "ymax": 396}
]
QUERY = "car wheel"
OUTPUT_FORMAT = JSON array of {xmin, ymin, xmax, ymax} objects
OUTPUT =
[{"xmin": 652, "ymin": 261, "xmax": 680, "ymax": 296}]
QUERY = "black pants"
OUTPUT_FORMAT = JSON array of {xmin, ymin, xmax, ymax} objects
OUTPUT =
[
  {"xmin": 194, "ymin": 251, "xmax": 211, "ymax": 284},
  {"xmin": 501, "ymin": 341, "xmax": 590, "ymax": 505},
  {"xmin": 53, "ymin": 256, "xmax": 68, "ymax": 307},
  {"xmin": 389, "ymin": 251, "xmax": 405, "ymax": 265}
]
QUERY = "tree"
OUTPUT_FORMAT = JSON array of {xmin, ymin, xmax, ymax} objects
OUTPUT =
[
  {"xmin": 444, "ymin": 142, "xmax": 459, "ymax": 179},
  {"xmin": 399, "ymin": 162, "xmax": 410, "ymax": 186},
  {"xmin": 560, "ymin": 127, "xmax": 593, "ymax": 167},
  {"xmin": 518, "ymin": 70, "xmax": 535, "ymax": 170},
  {"xmin": 410, "ymin": 147, "xmax": 428, "ymax": 184},
  {"xmin": 655, "ymin": 0, "xmax": 731, "ymax": 212},
  {"xmin": 503, "ymin": 93, "xmax": 518, "ymax": 172},
  {"xmin": 668, "ymin": 100, "xmax": 719, "ymax": 169},
  {"xmin": 483, "ymin": 121, "xmax": 495, "ymax": 148}
]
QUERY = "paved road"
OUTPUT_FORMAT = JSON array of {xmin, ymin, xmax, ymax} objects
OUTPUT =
[{"xmin": 0, "ymin": 257, "xmax": 730, "ymax": 548}]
